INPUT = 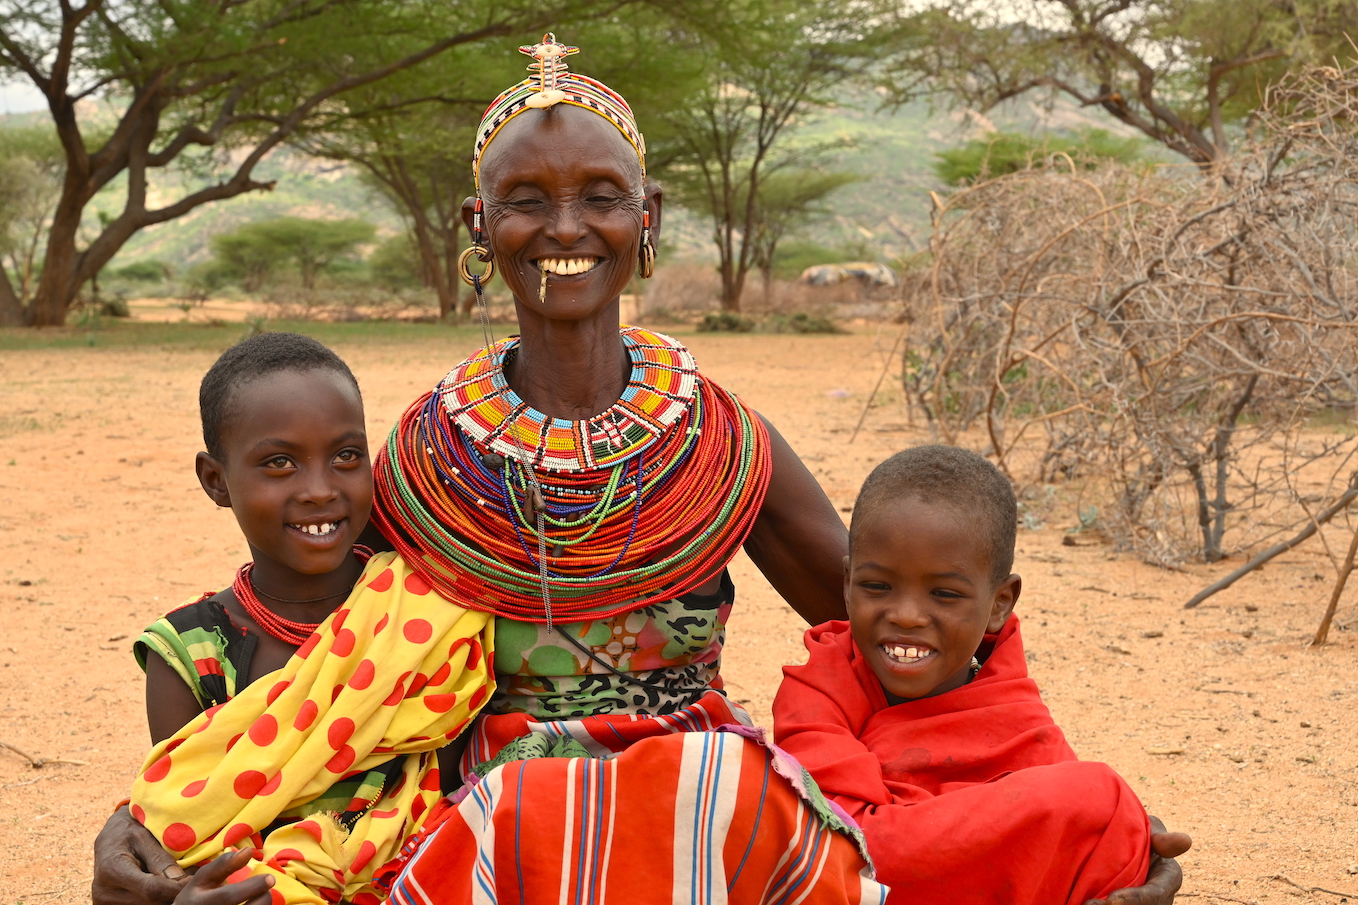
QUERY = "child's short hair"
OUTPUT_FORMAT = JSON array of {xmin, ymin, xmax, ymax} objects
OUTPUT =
[
  {"xmin": 851, "ymin": 445, "xmax": 1017, "ymax": 586},
  {"xmin": 200, "ymin": 332, "xmax": 360, "ymax": 459}
]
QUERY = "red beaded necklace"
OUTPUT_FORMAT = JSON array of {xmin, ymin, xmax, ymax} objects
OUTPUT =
[{"xmin": 233, "ymin": 546, "xmax": 372, "ymax": 646}]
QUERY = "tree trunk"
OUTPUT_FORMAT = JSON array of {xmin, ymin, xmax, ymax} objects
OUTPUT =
[
  {"xmin": 29, "ymin": 201, "xmax": 83, "ymax": 326},
  {"xmin": 0, "ymin": 268, "xmax": 27, "ymax": 326},
  {"xmin": 441, "ymin": 226, "xmax": 460, "ymax": 322}
]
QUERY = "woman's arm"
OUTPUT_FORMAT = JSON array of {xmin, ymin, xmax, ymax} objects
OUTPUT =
[{"xmin": 742, "ymin": 415, "xmax": 848, "ymax": 626}]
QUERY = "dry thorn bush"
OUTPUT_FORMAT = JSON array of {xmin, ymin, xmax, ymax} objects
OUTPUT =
[{"xmin": 899, "ymin": 64, "xmax": 1358, "ymax": 627}]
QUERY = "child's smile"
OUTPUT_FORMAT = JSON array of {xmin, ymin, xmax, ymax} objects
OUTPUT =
[{"xmin": 845, "ymin": 496, "xmax": 1019, "ymax": 703}]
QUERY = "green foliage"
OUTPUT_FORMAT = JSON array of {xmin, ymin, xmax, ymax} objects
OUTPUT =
[
  {"xmin": 0, "ymin": 124, "xmax": 63, "ymax": 316},
  {"xmin": 763, "ymin": 312, "xmax": 843, "ymax": 334},
  {"xmin": 698, "ymin": 312, "xmax": 756, "ymax": 332},
  {"xmin": 661, "ymin": 0, "xmax": 891, "ymax": 310},
  {"xmin": 933, "ymin": 129, "xmax": 1143, "ymax": 185},
  {"xmin": 209, "ymin": 217, "xmax": 376, "ymax": 291},
  {"xmin": 368, "ymin": 235, "xmax": 423, "ymax": 291},
  {"xmin": 883, "ymin": 0, "xmax": 1358, "ymax": 164},
  {"xmin": 110, "ymin": 260, "xmax": 172, "ymax": 283}
]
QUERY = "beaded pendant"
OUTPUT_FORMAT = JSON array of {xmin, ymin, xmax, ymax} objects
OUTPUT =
[{"xmin": 439, "ymin": 326, "xmax": 699, "ymax": 472}]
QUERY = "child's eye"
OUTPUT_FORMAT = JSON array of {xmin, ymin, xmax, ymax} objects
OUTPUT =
[
  {"xmin": 263, "ymin": 456, "xmax": 293, "ymax": 470},
  {"xmin": 932, "ymin": 589, "xmax": 964, "ymax": 601},
  {"xmin": 334, "ymin": 448, "xmax": 365, "ymax": 465},
  {"xmin": 859, "ymin": 581, "xmax": 890, "ymax": 594}
]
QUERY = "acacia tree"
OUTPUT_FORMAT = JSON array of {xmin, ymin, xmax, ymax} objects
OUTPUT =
[
  {"xmin": 0, "ymin": 125, "xmax": 64, "ymax": 323},
  {"xmin": 662, "ymin": 0, "xmax": 883, "ymax": 311},
  {"xmin": 0, "ymin": 0, "xmax": 641, "ymax": 327},
  {"xmin": 746, "ymin": 168, "xmax": 859, "ymax": 305},
  {"xmin": 884, "ymin": 0, "xmax": 1358, "ymax": 166}
]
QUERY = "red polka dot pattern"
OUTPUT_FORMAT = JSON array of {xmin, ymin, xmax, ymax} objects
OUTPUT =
[
  {"xmin": 273, "ymin": 848, "xmax": 304, "ymax": 864},
  {"xmin": 248, "ymin": 714, "xmax": 278, "ymax": 747},
  {"xmin": 402, "ymin": 619, "xmax": 432, "ymax": 644},
  {"xmin": 226, "ymin": 732, "xmax": 244, "ymax": 752},
  {"xmin": 424, "ymin": 693, "xmax": 458, "ymax": 713},
  {"xmin": 130, "ymin": 803, "xmax": 146, "ymax": 824},
  {"xmin": 294, "ymin": 700, "xmax": 318, "ymax": 731},
  {"xmin": 349, "ymin": 659, "xmax": 375, "ymax": 690},
  {"xmin": 234, "ymin": 771, "xmax": 267, "ymax": 799},
  {"xmin": 296, "ymin": 820, "xmax": 323, "ymax": 842},
  {"xmin": 260, "ymin": 771, "xmax": 282, "ymax": 796},
  {"xmin": 270, "ymin": 889, "xmax": 286, "ymax": 905},
  {"xmin": 144, "ymin": 754, "xmax": 172, "ymax": 783},
  {"xmin": 296, "ymin": 632, "xmax": 322, "ymax": 659},
  {"xmin": 327, "ymin": 718, "xmax": 355, "ymax": 750},
  {"xmin": 331, "ymin": 609, "xmax": 349, "ymax": 634},
  {"xmin": 266, "ymin": 680, "xmax": 290, "ymax": 705},
  {"xmin": 224, "ymin": 822, "xmax": 254, "ymax": 847},
  {"xmin": 351, "ymin": 839, "xmax": 378, "ymax": 873},
  {"xmin": 403, "ymin": 571, "xmax": 431, "ymax": 595},
  {"xmin": 428, "ymin": 662, "xmax": 451, "ymax": 687},
  {"xmin": 326, "ymin": 745, "xmax": 356, "ymax": 774},
  {"xmin": 162, "ymin": 822, "xmax": 196, "ymax": 851},
  {"xmin": 180, "ymin": 779, "xmax": 208, "ymax": 798},
  {"xmin": 373, "ymin": 613, "xmax": 389, "ymax": 635},
  {"xmin": 368, "ymin": 568, "xmax": 394, "ymax": 592},
  {"xmin": 382, "ymin": 672, "xmax": 411, "ymax": 706},
  {"xmin": 331, "ymin": 628, "xmax": 356, "ymax": 657}
]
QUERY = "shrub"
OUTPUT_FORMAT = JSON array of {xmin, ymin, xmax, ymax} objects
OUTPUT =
[{"xmin": 698, "ymin": 312, "xmax": 755, "ymax": 333}]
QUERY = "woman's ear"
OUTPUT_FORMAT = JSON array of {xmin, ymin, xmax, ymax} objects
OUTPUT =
[
  {"xmin": 645, "ymin": 181, "xmax": 663, "ymax": 249},
  {"xmin": 461, "ymin": 196, "xmax": 478, "ymax": 239},
  {"xmin": 987, "ymin": 573, "xmax": 1022, "ymax": 633},
  {"xmin": 195, "ymin": 452, "xmax": 232, "ymax": 509}
]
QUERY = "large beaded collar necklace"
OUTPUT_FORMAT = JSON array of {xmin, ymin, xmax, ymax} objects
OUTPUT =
[{"xmin": 441, "ymin": 326, "xmax": 698, "ymax": 473}]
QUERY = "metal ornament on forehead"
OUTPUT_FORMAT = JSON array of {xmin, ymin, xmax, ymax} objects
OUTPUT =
[{"xmin": 470, "ymin": 33, "xmax": 647, "ymax": 192}]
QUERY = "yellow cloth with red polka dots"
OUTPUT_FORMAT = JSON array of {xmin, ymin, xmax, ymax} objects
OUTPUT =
[{"xmin": 130, "ymin": 551, "xmax": 495, "ymax": 905}]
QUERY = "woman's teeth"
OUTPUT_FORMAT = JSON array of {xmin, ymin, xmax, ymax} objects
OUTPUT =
[
  {"xmin": 884, "ymin": 644, "xmax": 932, "ymax": 663},
  {"xmin": 291, "ymin": 521, "xmax": 340, "ymax": 536},
  {"xmin": 538, "ymin": 257, "xmax": 599, "ymax": 275}
]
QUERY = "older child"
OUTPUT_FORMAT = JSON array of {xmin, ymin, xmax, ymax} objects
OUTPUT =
[
  {"xmin": 128, "ymin": 333, "xmax": 494, "ymax": 905},
  {"xmin": 774, "ymin": 446, "xmax": 1177, "ymax": 905}
]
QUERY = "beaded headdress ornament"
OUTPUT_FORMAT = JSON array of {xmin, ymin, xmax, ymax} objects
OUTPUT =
[{"xmin": 471, "ymin": 34, "xmax": 647, "ymax": 190}]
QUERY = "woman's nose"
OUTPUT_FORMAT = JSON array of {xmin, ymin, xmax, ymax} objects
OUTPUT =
[{"xmin": 545, "ymin": 200, "xmax": 587, "ymax": 244}]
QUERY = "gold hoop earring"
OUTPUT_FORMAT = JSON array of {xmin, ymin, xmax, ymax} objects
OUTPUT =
[
  {"xmin": 457, "ymin": 245, "xmax": 495, "ymax": 287},
  {"xmin": 638, "ymin": 241, "xmax": 655, "ymax": 279}
]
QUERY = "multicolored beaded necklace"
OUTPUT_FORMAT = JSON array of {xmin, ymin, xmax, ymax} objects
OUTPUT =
[
  {"xmin": 372, "ymin": 327, "xmax": 771, "ymax": 624},
  {"xmin": 234, "ymin": 546, "xmax": 373, "ymax": 646}
]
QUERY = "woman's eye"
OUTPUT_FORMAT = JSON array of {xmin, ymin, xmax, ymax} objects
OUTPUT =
[{"xmin": 335, "ymin": 449, "xmax": 364, "ymax": 464}]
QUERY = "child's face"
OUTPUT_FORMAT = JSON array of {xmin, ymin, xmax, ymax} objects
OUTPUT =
[
  {"xmin": 845, "ymin": 496, "xmax": 1020, "ymax": 703},
  {"xmin": 196, "ymin": 369, "xmax": 371, "ymax": 577}
]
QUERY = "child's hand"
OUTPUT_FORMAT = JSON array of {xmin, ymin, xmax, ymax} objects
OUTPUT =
[{"xmin": 173, "ymin": 849, "xmax": 275, "ymax": 905}]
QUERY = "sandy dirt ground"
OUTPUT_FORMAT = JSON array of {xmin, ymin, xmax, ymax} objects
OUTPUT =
[{"xmin": 1, "ymin": 326, "xmax": 1355, "ymax": 904}]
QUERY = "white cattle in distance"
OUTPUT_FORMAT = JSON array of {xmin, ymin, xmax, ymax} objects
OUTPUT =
[{"xmin": 798, "ymin": 262, "xmax": 897, "ymax": 289}]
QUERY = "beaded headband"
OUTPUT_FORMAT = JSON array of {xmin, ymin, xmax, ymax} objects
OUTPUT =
[{"xmin": 472, "ymin": 34, "xmax": 647, "ymax": 191}]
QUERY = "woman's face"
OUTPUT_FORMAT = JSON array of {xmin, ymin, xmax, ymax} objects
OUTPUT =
[{"xmin": 471, "ymin": 106, "xmax": 657, "ymax": 321}]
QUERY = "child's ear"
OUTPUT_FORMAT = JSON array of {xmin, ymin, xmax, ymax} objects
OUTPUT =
[
  {"xmin": 195, "ymin": 452, "xmax": 232, "ymax": 509},
  {"xmin": 987, "ymin": 573, "xmax": 1021, "ymax": 633},
  {"xmin": 842, "ymin": 555, "xmax": 852, "ymax": 607}
]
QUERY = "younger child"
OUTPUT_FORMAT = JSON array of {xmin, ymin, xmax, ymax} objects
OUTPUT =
[
  {"xmin": 774, "ymin": 446, "xmax": 1176, "ymax": 905},
  {"xmin": 127, "ymin": 333, "xmax": 494, "ymax": 905}
]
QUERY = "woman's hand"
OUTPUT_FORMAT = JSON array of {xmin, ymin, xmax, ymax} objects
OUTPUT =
[
  {"xmin": 92, "ymin": 806, "xmax": 189, "ymax": 905},
  {"xmin": 171, "ymin": 849, "xmax": 274, "ymax": 905},
  {"xmin": 1083, "ymin": 816, "xmax": 1192, "ymax": 905}
]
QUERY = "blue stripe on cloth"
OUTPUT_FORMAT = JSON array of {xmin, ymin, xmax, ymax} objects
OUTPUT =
[{"xmin": 727, "ymin": 752, "xmax": 771, "ymax": 890}]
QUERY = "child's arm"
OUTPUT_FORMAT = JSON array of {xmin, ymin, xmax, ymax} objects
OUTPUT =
[
  {"xmin": 144, "ymin": 656, "xmax": 209, "ymax": 744},
  {"xmin": 173, "ymin": 849, "xmax": 274, "ymax": 905}
]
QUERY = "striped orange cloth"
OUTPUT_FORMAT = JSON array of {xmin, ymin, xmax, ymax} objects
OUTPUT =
[{"xmin": 385, "ymin": 694, "xmax": 887, "ymax": 905}]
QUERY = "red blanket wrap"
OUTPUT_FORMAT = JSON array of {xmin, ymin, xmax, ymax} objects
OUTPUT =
[{"xmin": 773, "ymin": 616, "xmax": 1150, "ymax": 905}]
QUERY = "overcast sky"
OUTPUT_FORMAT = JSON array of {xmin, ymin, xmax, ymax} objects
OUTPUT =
[{"xmin": 0, "ymin": 82, "xmax": 47, "ymax": 115}]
